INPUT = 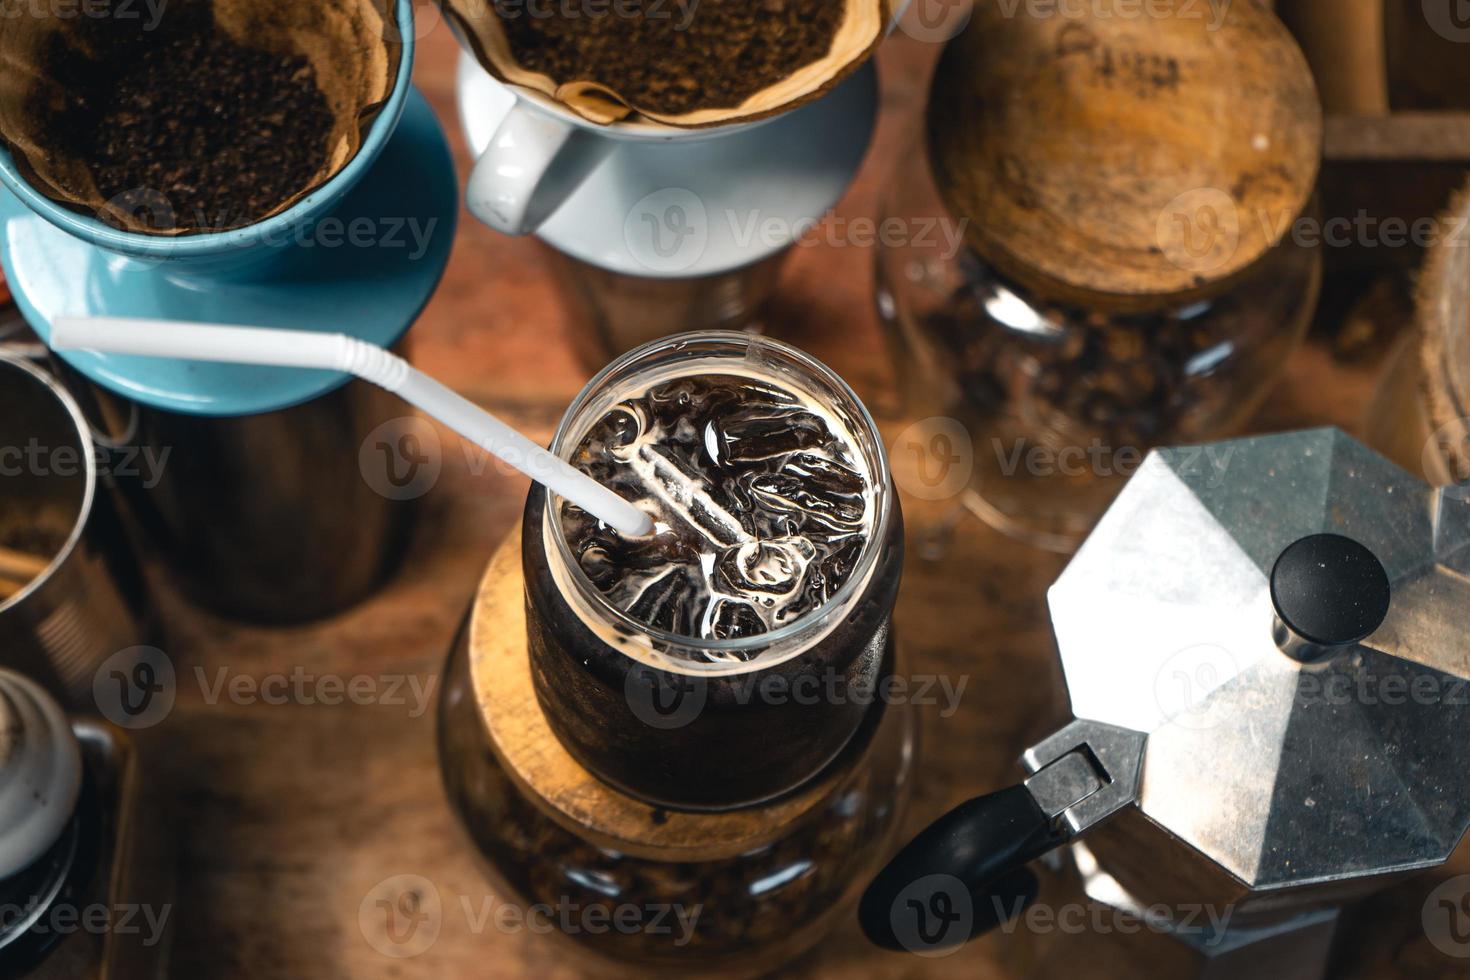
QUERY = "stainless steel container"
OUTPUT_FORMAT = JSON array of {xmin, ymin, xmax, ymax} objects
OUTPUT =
[
  {"xmin": 68, "ymin": 371, "xmax": 416, "ymax": 625},
  {"xmin": 545, "ymin": 247, "xmax": 788, "ymax": 372},
  {"xmin": 0, "ymin": 353, "xmax": 153, "ymax": 706}
]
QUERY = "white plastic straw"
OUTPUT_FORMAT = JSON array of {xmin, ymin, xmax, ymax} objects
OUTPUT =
[{"xmin": 51, "ymin": 317, "xmax": 654, "ymax": 537}]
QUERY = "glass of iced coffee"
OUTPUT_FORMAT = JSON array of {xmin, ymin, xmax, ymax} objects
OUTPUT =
[
  {"xmin": 524, "ymin": 331, "xmax": 903, "ymax": 810},
  {"xmin": 439, "ymin": 332, "xmax": 913, "ymax": 970}
]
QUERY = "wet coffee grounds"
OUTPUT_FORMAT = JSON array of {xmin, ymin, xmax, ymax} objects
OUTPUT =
[
  {"xmin": 37, "ymin": 6, "xmax": 332, "ymax": 233},
  {"xmin": 493, "ymin": 0, "xmax": 843, "ymax": 116}
]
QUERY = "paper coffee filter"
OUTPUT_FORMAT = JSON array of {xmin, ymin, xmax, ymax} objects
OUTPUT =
[
  {"xmin": 440, "ymin": 0, "xmax": 889, "ymax": 127},
  {"xmin": 0, "ymin": 0, "xmax": 402, "ymax": 235}
]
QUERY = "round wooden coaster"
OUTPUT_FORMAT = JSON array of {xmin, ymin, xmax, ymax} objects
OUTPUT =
[
  {"xmin": 928, "ymin": 0, "xmax": 1321, "ymax": 311},
  {"xmin": 465, "ymin": 523, "xmax": 842, "ymax": 863}
]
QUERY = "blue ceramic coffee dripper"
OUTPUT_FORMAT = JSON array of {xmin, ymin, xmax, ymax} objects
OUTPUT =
[
  {"xmin": 0, "ymin": 0, "xmax": 456, "ymax": 418},
  {"xmin": 0, "ymin": 0, "xmax": 460, "ymax": 622}
]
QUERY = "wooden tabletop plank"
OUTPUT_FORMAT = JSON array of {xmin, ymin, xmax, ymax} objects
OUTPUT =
[{"xmin": 1325, "ymin": 112, "xmax": 1470, "ymax": 162}]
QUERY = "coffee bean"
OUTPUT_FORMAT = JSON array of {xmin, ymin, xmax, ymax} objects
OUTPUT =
[
  {"xmin": 459, "ymin": 731, "xmax": 882, "ymax": 962},
  {"xmin": 923, "ymin": 254, "xmax": 1257, "ymax": 453}
]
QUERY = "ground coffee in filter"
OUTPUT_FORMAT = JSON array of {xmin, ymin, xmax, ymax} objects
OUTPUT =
[
  {"xmin": 496, "ymin": 0, "xmax": 843, "ymax": 117},
  {"xmin": 442, "ymin": 0, "xmax": 889, "ymax": 126},
  {"xmin": 0, "ymin": 0, "xmax": 401, "ymax": 235}
]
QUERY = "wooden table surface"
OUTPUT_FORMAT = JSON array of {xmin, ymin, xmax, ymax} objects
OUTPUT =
[{"xmin": 127, "ymin": 22, "xmax": 1458, "ymax": 980}]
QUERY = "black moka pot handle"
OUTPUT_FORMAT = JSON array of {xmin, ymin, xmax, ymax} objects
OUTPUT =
[
  {"xmin": 861, "ymin": 721, "xmax": 1148, "ymax": 954},
  {"xmin": 858, "ymin": 784, "xmax": 1069, "ymax": 951}
]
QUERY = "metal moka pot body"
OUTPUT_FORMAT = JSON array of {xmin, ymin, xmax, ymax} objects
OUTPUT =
[{"xmin": 862, "ymin": 428, "xmax": 1470, "ymax": 973}]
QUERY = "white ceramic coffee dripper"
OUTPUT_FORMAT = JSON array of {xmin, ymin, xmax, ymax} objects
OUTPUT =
[
  {"xmin": 451, "ymin": 9, "xmax": 904, "ymax": 364},
  {"xmin": 457, "ymin": 53, "xmax": 878, "ymax": 271},
  {"xmin": 458, "ymin": 52, "xmax": 878, "ymax": 367}
]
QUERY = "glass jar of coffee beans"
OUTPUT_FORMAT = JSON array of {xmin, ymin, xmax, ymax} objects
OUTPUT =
[
  {"xmin": 438, "ymin": 529, "xmax": 916, "ymax": 974},
  {"xmin": 877, "ymin": 1, "xmax": 1323, "ymax": 551}
]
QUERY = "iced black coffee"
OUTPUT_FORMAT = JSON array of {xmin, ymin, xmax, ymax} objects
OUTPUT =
[
  {"xmin": 563, "ymin": 373, "xmax": 873, "ymax": 644},
  {"xmin": 523, "ymin": 333, "xmax": 902, "ymax": 810}
]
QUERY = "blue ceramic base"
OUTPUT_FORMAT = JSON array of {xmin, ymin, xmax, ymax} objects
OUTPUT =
[{"xmin": 0, "ymin": 88, "xmax": 457, "ymax": 417}]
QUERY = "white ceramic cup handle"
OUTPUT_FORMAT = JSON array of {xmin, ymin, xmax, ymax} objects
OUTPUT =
[{"xmin": 466, "ymin": 102, "xmax": 608, "ymax": 237}]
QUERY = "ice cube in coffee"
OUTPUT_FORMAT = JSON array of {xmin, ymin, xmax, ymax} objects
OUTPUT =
[
  {"xmin": 522, "ymin": 333, "xmax": 902, "ymax": 809},
  {"xmin": 560, "ymin": 373, "xmax": 875, "ymax": 650}
]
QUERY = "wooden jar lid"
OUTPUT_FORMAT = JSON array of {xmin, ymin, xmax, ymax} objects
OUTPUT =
[
  {"xmin": 466, "ymin": 524, "xmax": 842, "ymax": 862},
  {"xmin": 1417, "ymin": 182, "xmax": 1470, "ymax": 483},
  {"xmin": 928, "ymin": 0, "xmax": 1322, "ymax": 310}
]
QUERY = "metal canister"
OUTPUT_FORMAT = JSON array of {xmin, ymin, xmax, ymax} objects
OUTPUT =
[
  {"xmin": 64, "ymin": 370, "xmax": 417, "ymax": 626},
  {"xmin": 0, "ymin": 81, "xmax": 458, "ymax": 626},
  {"xmin": 0, "ymin": 353, "xmax": 153, "ymax": 706},
  {"xmin": 544, "ymin": 247, "xmax": 788, "ymax": 372}
]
